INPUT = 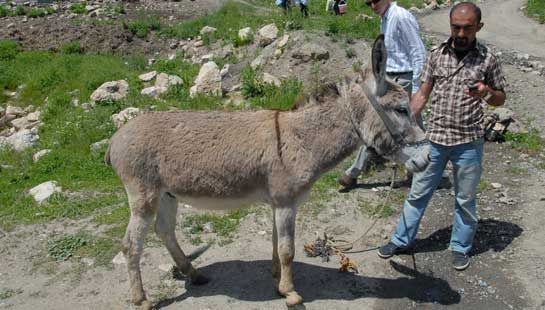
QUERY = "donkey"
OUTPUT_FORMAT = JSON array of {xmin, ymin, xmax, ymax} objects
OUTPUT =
[{"xmin": 105, "ymin": 35, "xmax": 430, "ymax": 309}]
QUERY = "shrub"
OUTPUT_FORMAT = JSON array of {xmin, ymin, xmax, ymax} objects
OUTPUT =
[
  {"xmin": 47, "ymin": 233, "xmax": 88, "ymax": 261},
  {"xmin": 14, "ymin": 5, "xmax": 25, "ymax": 16},
  {"xmin": 70, "ymin": 3, "xmax": 86, "ymax": 14},
  {"xmin": 61, "ymin": 42, "xmax": 84, "ymax": 54},
  {"xmin": 27, "ymin": 8, "xmax": 46, "ymax": 18},
  {"xmin": 0, "ymin": 40, "xmax": 19, "ymax": 61},
  {"xmin": 0, "ymin": 5, "xmax": 11, "ymax": 17},
  {"xmin": 127, "ymin": 16, "xmax": 161, "ymax": 39}
]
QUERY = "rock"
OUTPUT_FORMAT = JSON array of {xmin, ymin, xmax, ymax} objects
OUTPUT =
[
  {"xmin": 200, "ymin": 26, "xmax": 217, "ymax": 36},
  {"xmin": 490, "ymin": 182, "xmax": 502, "ymax": 189},
  {"xmin": 111, "ymin": 107, "xmax": 142, "ymax": 128},
  {"xmin": 90, "ymin": 138, "xmax": 110, "ymax": 152},
  {"xmin": 257, "ymin": 23, "xmax": 279, "ymax": 47},
  {"xmin": 292, "ymin": 43, "xmax": 330, "ymax": 62},
  {"xmin": 140, "ymin": 86, "xmax": 158, "ymax": 98},
  {"xmin": 33, "ymin": 149, "xmax": 51, "ymax": 162},
  {"xmin": 263, "ymin": 73, "xmax": 281, "ymax": 87},
  {"xmin": 138, "ymin": 71, "xmax": 157, "ymax": 82},
  {"xmin": 0, "ymin": 128, "xmax": 39, "ymax": 151},
  {"xmin": 112, "ymin": 251, "xmax": 126, "ymax": 265},
  {"xmin": 220, "ymin": 64, "xmax": 230, "ymax": 78},
  {"xmin": 10, "ymin": 111, "xmax": 42, "ymax": 131},
  {"xmin": 274, "ymin": 49, "xmax": 283, "ymax": 58},
  {"xmin": 194, "ymin": 40, "xmax": 204, "ymax": 48},
  {"xmin": 81, "ymin": 102, "xmax": 95, "ymax": 110},
  {"xmin": 158, "ymin": 264, "xmax": 175, "ymax": 273},
  {"xmin": 155, "ymin": 73, "xmax": 183, "ymax": 94},
  {"xmin": 258, "ymin": 230, "xmax": 267, "ymax": 235},
  {"xmin": 238, "ymin": 27, "xmax": 252, "ymax": 41},
  {"xmin": 201, "ymin": 54, "xmax": 214, "ymax": 63},
  {"xmin": 425, "ymin": 0, "xmax": 438, "ymax": 10},
  {"xmin": 190, "ymin": 61, "xmax": 222, "ymax": 97},
  {"xmin": 29, "ymin": 181, "xmax": 62, "ymax": 204},
  {"xmin": 493, "ymin": 107, "xmax": 513, "ymax": 122},
  {"xmin": 277, "ymin": 34, "xmax": 289, "ymax": 49},
  {"xmin": 356, "ymin": 13, "xmax": 373, "ymax": 21},
  {"xmin": 251, "ymin": 55, "xmax": 266, "ymax": 69},
  {"xmin": 5, "ymin": 105, "xmax": 24, "ymax": 117},
  {"xmin": 218, "ymin": 44, "xmax": 234, "ymax": 59},
  {"xmin": 90, "ymin": 80, "xmax": 129, "ymax": 103},
  {"xmin": 81, "ymin": 257, "xmax": 95, "ymax": 266}
]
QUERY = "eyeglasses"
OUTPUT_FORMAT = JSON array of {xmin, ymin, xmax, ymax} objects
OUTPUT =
[{"xmin": 365, "ymin": 0, "xmax": 382, "ymax": 6}]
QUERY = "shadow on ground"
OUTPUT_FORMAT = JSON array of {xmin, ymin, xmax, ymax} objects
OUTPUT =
[
  {"xmin": 155, "ymin": 259, "xmax": 460, "ymax": 308},
  {"xmin": 412, "ymin": 218, "xmax": 523, "ymax": 256}
]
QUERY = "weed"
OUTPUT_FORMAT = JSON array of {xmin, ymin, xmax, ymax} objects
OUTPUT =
[
  {"xmin": 70, "ymin": 3, "xmax": 86, "ymax": 14},
  {"xmin": 504, "ymin": 131, "xmax": 543, "ymax": 153},
  {"xmin": 14, "ymin": 5, "xmax": 25, "ymax": 16},
  {"xmin": 0, "ymin": 40, "xmax": 19, "ymax": 61},
  {"xmin": 26, "ymin": 8, "xmax": 46, "ymax": 18},
  {"xmin": 345, "ymin": 47, "xmax": 357, "ymax": 58},
  {"xmin": 182, "ymin": 208, "xmax": 252, "ymax": 237},
  {"xmin": 127, "ymin": 15, "xmax": 161, "ymax": 39},
  {"xmin": 0, "ymin": 288, "xmax": 23, "ymax": 300},
  {"xmin": 61, "ymin": 42, "xmax": 84, "ymax": 54},
  {"xmin": 0, "ymin": 5, "xmax": 12, "ymax": 17},
  {"xmin": 47, "ymin": 232, "xmax": 88, "ymax": 261},
  {"xmin": 527, "ymin": 0, "xmax": 545, "ymax": 23},
  {"xmin": 190, "ymin": 236, "xmax": 203, "ymax": 245},
  {"xmin": 76, "ymin": 237, "xmax": 120, "ymax": 266},
  {"xmin": 507, "ymin": 164, "xmax": 526, "ymax": 175},
  {"xmin": 358, "ymin": 199, "xmax": 396, "ymax": 218},
  {"xmin": 477, "ymin": 179, "xmax": 489, "ymax": 193}
]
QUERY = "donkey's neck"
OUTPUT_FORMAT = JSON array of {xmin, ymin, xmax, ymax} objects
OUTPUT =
[{"xmin": 285, "ymin": 102, "xmax": 362, "ymax": 177}]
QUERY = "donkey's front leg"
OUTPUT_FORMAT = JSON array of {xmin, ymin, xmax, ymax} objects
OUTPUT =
[{"xmin": 273, "ymin": 205, "xmax": 303, "ymax": 306}]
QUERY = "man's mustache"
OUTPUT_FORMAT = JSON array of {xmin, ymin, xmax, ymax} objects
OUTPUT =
[{"xmin": 454, "ymin": 37, "xmax": 469, "ymax": 46}]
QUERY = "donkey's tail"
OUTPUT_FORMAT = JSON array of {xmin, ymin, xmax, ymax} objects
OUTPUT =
[{"xmin": 104, "ymin": 143, "xmax": 112, "ymax": 166}]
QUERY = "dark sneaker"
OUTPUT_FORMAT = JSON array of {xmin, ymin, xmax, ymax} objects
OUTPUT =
[
  {"xmin": 337, "ymin": 175, "xmax": 357, "ymax": 189},
  {"xmin": 377, "ymin": 242, "xmax": 409, "ymax": 259},
  {"xmin": 452, "ymin": 251, "xmax": 470, "ymax": 271}
]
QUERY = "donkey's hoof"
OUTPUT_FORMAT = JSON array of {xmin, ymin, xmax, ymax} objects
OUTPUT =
[
  {"xmin": 191, "ymin": 272, "xmax": 210, "ymax": 285},
  {"xmin": 285, "ymin": 291, "xmax": 303, "ymax": 307}
]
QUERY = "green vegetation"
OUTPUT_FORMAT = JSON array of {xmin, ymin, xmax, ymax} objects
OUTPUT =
[
  {"xmin": 527, "ymin": 0, "xmax": 545, "ymax": 24},
  {"xmin": 61, "ymin": 42, "xmax": 84, "ymax": 54},
  {"xmin": 0, "ymin": 40, "xmax": 19, "ymax": 61},
  {"xmin": 70, "ymin": 3, "xmax": 86, "ymax": 14},
  {"xmin": 27, "ymin": 8, "xmax": 46, "ymax": 18},
  {"xmin": 504, "ymin": 130, "xmax": 543, "ymax": 153},
  {"xmin": 47, "ymin": 232, "xmax": 89, "ymax": 261},
  {"xmin": 241, "ymin": 66, "xmax": 302, "ymax": 110},
  {"xmin": 477, "ymin": 179, "xmax": 489, "ymax": 193},
  {"xmin": 14, "ymin": 5, "xmax": 26, "ymax": 16},
  {"xmin": 182, "ymin": 208, "xmax": 252, "ymax": 238},
  {"xmin": 0, "ymin": 288, "xmax": 23, "ymax": 300},
  {"xmin": 0, "ymin": 5, "xmax": 11, "ymax": 17},
  {"xmin": 358, "ymin": 199, "xmax": 396, "ymax": 218},
  {"xmin": 127, "ymin": 15, "xmax": 162, "ymax": 39}
]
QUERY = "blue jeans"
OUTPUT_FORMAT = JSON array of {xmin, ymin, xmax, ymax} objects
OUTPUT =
[{"xmin": 391, "ymin": 139, "xmax": 484, "ymax": 254}]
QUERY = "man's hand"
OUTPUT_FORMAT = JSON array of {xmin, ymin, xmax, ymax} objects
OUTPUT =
[{"xmin": 466, "ymin": 81, "xmax": 488, "ymax": 98}]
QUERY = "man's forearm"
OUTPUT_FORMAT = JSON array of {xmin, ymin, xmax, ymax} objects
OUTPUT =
[
  {"xmin": 410, "ymin": 90, "xmax": 428, "ymax": 118},
  {"xmin": 485, "ymin": 87, "xmax": 506, "ymax": 107}
]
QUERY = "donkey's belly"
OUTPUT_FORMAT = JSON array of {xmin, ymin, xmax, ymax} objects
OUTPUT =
[{"xmin": 174, "ymin": 190, "xmax": 269, "ymax": 210}]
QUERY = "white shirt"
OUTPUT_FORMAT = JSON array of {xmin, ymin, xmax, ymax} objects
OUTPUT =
[{"xmin": 380, "ymin": 2, "xmax": 427, "ymax": 93}]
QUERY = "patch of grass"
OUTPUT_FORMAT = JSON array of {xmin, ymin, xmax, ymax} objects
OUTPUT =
[
  {"xmin": 0, "ymin": 5, "xmax": 12, "ymax": 17},
  {"xmin": 127, "ymin": 15, "xmax": 162, "ymax": 39},
  {"xmin": 0, "ymin": 288, "xmax": 23, "ymax": 300},
  {"xmin": 241, "ymin": 66, "xmax": 302, "ymax": 110},
  {"xmin": 47, "ymin": 232, "xmax": 89, "ymax": 261},
  {"xmin": 507, "ymin": 164, "xmax": 526, "ymax": 175},
  {"xmin": 76, "ymin": 237, "xmax": 120, "ymax": 266},
  {"xmin": 477, "ymin": 179, "xmax": 489, "ymax": 193},
  {"xmin": 26, "ymin": 8, "xmax": 46, "ymax": 18},
  {"xmin": 527, "ymin": 0, "xmax": 545, "ymax": 23},
  {"xmin": 14, "ymin": 5, "xmax": 26, "ymax": 16},
  {"xmin": 182, "ymin": 208, "xmax": 252, "ymax": 237},
  {"xmin": 504, "ymin": 130, "xmax": 543, "ymax": 153},
  {"xmin": 61, "ymin": 42, "xmax": 84, "ymax": 54},
  {"xmin": 358, "ymin": 199, "xmax": 396, "ymax": 218},
  {"xmin": 0, "ymin": 40, "xmax": 19, "ymax": 61},
  {"xmin": 345, "ymin": 47, "xmax": 356, "ymax": 58},
  {"xmin": 70, "ymin": 3, "xmax": 86, "ymax": 14},
  {"xmin": 190, "ymin": 236, "xmax": 203, "ymax": 245}
]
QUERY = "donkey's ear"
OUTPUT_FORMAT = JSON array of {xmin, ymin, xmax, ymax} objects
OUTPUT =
[{"xmin": 372, "ymin": 34, "xmax": 388, "ymax": 97}]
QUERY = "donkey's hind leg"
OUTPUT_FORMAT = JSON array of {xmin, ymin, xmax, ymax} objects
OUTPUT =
[
  {"xmin": 122, "ymin": 184, "xmax": 159, "ymax": 309},
  {"xmin": 155, "ymin": 193, "xmax": 209, "ymax": 285}
]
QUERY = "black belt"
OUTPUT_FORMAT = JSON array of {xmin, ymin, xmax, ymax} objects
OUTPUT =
[{"xmin": 387, "ymin": 71, "xmax": 412, "ymax": 76}]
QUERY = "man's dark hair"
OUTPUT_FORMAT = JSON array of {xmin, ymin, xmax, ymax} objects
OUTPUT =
[{"xmin": 449, "ymin": 2, "xmax": 482, "ymax": 23}]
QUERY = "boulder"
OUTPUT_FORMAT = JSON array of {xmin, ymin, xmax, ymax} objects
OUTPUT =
[
  {"xmin": 257, "ymin": 23, "xmax": 279, "ymax": 47},
  {"xmin": 238, "ymin": 27, "xmax": 252, "ymax": 41},
  {"xmin": 90, "ymin": 138, "xmax": 110, "ymax": 152},
  {"xmin": 111, "ymin": 107, "xmax": 142, "ymax": 128},
  {"xmin": 200, "ymin": 26, "xmax": 217, "ymax": 36},
  {"xmin": 292, "ymin": 43, "xmax": 330, "ymax": 62},
  {"xmin": 29, "ymin": 181, "xmax": 62, "ymax": 204},
  {"xmin": 263, "ymin": 73, "xmax": 281, "ymax": 87},
  {"xmin": 141, "ymin": 86, "xmax": 159, "ymax": 98},
  {"xmin": 90, "ymin": 80, "xmax": 129, "ymax": 103},
  {"xmin": 277, "ymin": 34, "xmax": 289, "ymax": 49},
  {"xmin": 190, "ymin": 61, "xmax": 222, "ymax": 97},
  {"xmin": 5, "ymin": 105, "xmax": 24, "ymax": 117},
  {"xmin": 1, "ymin": 128, "xmax": 39, "ymax": 151},
  {"xmin": 33, "ymin": 149, "xmax": 51, "ymax": 162},
  {"xmin": 155, "ymin": 73, "xmax": 183, "ymax": 94},
  {"xmin": 138, "ymin": 71, "xmax": 157, "ymax": 82}
]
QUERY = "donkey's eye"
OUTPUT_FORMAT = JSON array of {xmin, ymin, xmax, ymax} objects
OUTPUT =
[{"xmin": 395, "ymin": 107, "xmax": 408, "ymax": 114}]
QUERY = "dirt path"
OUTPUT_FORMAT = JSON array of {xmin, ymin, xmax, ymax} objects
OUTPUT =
[{"xmin": 419, "ymin": 0, "xmax": 545, "ymax": 59}]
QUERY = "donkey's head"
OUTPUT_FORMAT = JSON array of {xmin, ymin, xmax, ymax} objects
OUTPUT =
[{"xmin": 339, "ymin": 35, "xmax": 429, "ymax": 173}]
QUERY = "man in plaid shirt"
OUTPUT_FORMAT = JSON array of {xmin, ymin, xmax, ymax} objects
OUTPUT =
[{"xmin": 378, "ymin": 2, "xmax": 506, "ymax": 271}]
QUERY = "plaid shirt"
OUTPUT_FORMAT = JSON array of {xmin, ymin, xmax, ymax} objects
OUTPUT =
[{"xmin": 420, "ymin": 38, "xmax": 506, "ymax": 146}]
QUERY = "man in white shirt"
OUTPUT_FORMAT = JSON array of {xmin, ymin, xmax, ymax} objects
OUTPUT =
[{"xmin": 338, "ymin": 0, "xmax": 430, "ymax": 189}]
